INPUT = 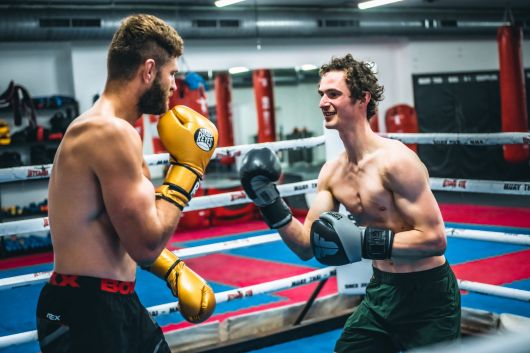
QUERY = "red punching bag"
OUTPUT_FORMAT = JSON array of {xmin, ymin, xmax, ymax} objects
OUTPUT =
[
  {"xmin": 134, "ymin": 115, "xmax": 144, "ymax": 140},
  {"xmin": 154, "ymin": 75, "xmax": 211, "ymax": 153},
  {"xmin": 370, "ymin": 112, "xmax": 380, "ymax": 132},
  {"xmin": 214, "ymin": 73, "xmax": 235, "ymax": 165},
  {"xmin": 169, "ymin": 76, "xmax": 209, "ymax": 117},
  {"xmin": 253, "ymin": 69, "xmax": 276, "ymax": 142},
  {"xmin": 497, "ymin": 25, "xmax": 529, "ymax": 163},
  {"xmin": 385, "ymin": 104, "xmax": 419, "ymax": 153},
  {"xmin": 147, "ymin": 115, "xmax": 167, "ymax": 154}
]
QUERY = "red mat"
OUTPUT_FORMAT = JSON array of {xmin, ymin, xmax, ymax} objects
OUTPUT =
[
  {"xmin": 440, "ymin": 203, "xmax": 530, "ymax": 228},
  {"xmin": 161, "ymin": 278, "xmax": 339, "ymax": 332},
  {"xmin": 162, "ymin": 253, "xmax": 338, "ymax": 332},
  {"xmin": 184, "ymin": 253, "xmax": 314, "ymax": 287},
  {"xmin": 0, "ymin": 252, "xmax": 53, "ymax": 271},
  {"xmin": 184, "ymin": 253, "xmax": 337, "ymax": 299},
  {"xmin": 172, "ymin": 219, "xmax": 273, "ymax": 242},
  {"xmin": 452, "ymin": 249, "xmax": 530, "ymax": 285}
]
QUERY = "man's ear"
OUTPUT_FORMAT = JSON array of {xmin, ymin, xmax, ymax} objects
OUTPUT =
[
  {"xmin": 141, "ymin": 59, "xmax": 156, "ymax": 84},
  {"xmin": 362, "ymin": 91, "xmax": 371, "ymax": 104}
]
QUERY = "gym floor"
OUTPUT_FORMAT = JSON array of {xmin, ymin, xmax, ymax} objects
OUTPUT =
[{"xmin": 0, "ymin": 198, "xmax": 529, "ymax": 353}]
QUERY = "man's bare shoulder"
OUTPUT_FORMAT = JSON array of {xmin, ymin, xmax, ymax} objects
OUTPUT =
[
  {"xmin": 66, "ymin": 113, "xmax": 141, "ymax": 149},
  {"xmin": 320, "ymin": 152, "xmax": 346, "ymax": 174},
  {"xmin": 69, "ymin": 112, "xmax": 136, "ymax": 135},
  {"xmin": 318, "ymin": 152, "xmax": 346, "ymax": 188},
  {"xmin": 379, "ymin": 138, "xmax": 428, "ymax": 179}
]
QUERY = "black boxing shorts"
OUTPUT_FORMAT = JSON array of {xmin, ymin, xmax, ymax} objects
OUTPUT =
[
  {"xmin": 36, "ymin": 272, "xmax": 171, "ymax": 353},
  {"xmin": 335, "ymin": 261, "xmax": 461, "ymax": 353}
]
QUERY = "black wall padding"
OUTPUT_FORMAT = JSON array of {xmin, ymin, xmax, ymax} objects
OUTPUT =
[{"xmin": 413, "ymin": 70, "xmax": 530, "ymax": 181}]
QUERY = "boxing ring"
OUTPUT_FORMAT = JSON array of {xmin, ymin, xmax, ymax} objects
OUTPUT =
[{"xmin": 0, "ymin": 132, "xmax": 529, "ymax": 352}]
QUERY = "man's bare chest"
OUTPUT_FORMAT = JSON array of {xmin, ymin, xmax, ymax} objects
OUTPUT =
[{"xmin": 330, "ymin": 172, "xmax": 395, "ymax": 225}]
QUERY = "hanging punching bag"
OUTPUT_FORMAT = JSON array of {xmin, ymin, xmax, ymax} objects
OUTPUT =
[
  {"xmin": 253, "ymin": 69, "xmax": 276, "ymax": 142},
  {"xmin": 369, "ymin": 111, "xmax": 380, "ymax": 132},
  {"xmin": 152, "ymin": 74, "xmax": 211, "ymax": 153},
  {"xmin": 497, "ymin": 25, "xmax": 529, "ymax": 163},
  {"xmin": 385, "ymin": 104, "xmax": 419, "ymax": 153},
  {"xmin": 134, "ymin": 115, "xmax": 144, "ymax": 140},
  {"xmin": 148, "ymin": 115, "xmax": 166, "ymax": 154},
  {"xmin": 214, "ymin": 73, "xmax": 235, "ymax": 165},
  {"xmin": 169, "ymin": 75, "xmax": 210, "ymax": 117}
]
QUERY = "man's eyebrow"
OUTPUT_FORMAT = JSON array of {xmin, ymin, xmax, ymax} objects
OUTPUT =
[{"xmin": 319, "ymin": 88, "xmax": 340, "ymax": 94}]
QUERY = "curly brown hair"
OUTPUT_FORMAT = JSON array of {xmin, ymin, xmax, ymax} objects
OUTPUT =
[
  {"xmin": 319, "ymin": 54, "xmax": 384, "ymax": 119},
  {"xmin": 107, "ymin": 14, "xmax": 184, "ymax": 82}
]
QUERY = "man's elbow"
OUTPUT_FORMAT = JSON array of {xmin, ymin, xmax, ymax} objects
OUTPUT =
[
  {"xmin": 298, "ymin": 253, "xmax": 313, "ymax": 261},
  {"xmin": 128, "ymin": 240, "xmax": 165, "ymax": 268},
  {"xmin": 132, "ymin": 250, "xmax": 160, "ymax": 268},
  {"xmin": 130, "ymin": 224, "xmax": 176, "ymax": 266},
  {"xmin": 296, "ymin": 247, "xmax": 314, "ymax": 261},
  {"xmin": 135, "ymin": 255, "xmax": 158, "ymax": 269}
]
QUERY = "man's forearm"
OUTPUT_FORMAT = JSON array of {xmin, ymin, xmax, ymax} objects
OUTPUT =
[
  {"xmin": 390, "ymin": 228, "xmax": 446, "ymax": 258},
  {"xmin": 278, "ymin": 218, "xmax": 313, "ymax": 260},
  {"xmin": 133, "ymin": 199, "xmax": 182, "ymax": 267}
]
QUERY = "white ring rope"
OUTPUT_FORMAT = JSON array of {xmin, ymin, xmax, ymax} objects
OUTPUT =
[
  {"xmin": 1, "ymin": 132, "xmax": 529, "ymax": 183},
  {"xmin": 380, "ymin": 132, "xmax": 530, "ymax": 145},
  {"xmin": 186, "ymin": 180, "xmax": 318, "ymax": 212},
  {"xmin": 0, "ymin": 267, "xmax": 337, "ymax": 349},
  {"xmin": 1, "ymin": 227, "xmax": 529, "ymax": 291},
  {"xmin": 458, "ymin": 280, "xmax": 530, "ymax": 302},
  {"xmin": 149, "ymin": 266, "xmax": 337, "ymax": 317},
  {"xmin": 0, "ymin": 331, "xmax": 37, "ymax": 350},
  {"xmin": 446, "ymin": 228, "xmax": 530, "ymax": 245},
  {"xmin": 1, "ymin": 176, "xmax": 528, "ymax": 237},
  {"xmin": 0, "ymin": 136, "xmax": 326, "ymax": 183},
  {"xmin": 0, "ymin": 180, "xmax": 318, "ymax": 237},
  {"xmin": 430, "ymin": 178, "xmax": 530, "ymax": 195}
]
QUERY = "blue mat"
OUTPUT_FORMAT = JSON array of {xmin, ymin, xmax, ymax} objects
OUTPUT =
[{"xmin": 0, "ymin": 223, "xmax": 528, "ymax": 353}]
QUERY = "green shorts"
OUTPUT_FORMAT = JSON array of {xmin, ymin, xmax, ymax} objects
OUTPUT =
[{"xmin": 335, "ymin": 261, "xmax": 461, "ymax": 353}]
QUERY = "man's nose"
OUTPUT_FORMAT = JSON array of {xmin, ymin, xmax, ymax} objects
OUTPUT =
[{"xmin": 319, "ymin": 95, "xmax": 329, "ymax": 109}]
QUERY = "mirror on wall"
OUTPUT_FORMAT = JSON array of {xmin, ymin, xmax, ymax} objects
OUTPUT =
[{"xmin": 194, "ymin": 67, "xmax": 325, "ymax": 176}]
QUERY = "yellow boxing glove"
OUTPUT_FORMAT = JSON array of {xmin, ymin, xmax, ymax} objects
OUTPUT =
[
  {"xmin": 156, "ymin": 105, "xmax": 218, "ymax": 209},
  {"xmin": 146, "ymin": 248, "xmax": 216, "ymax": 323}
]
